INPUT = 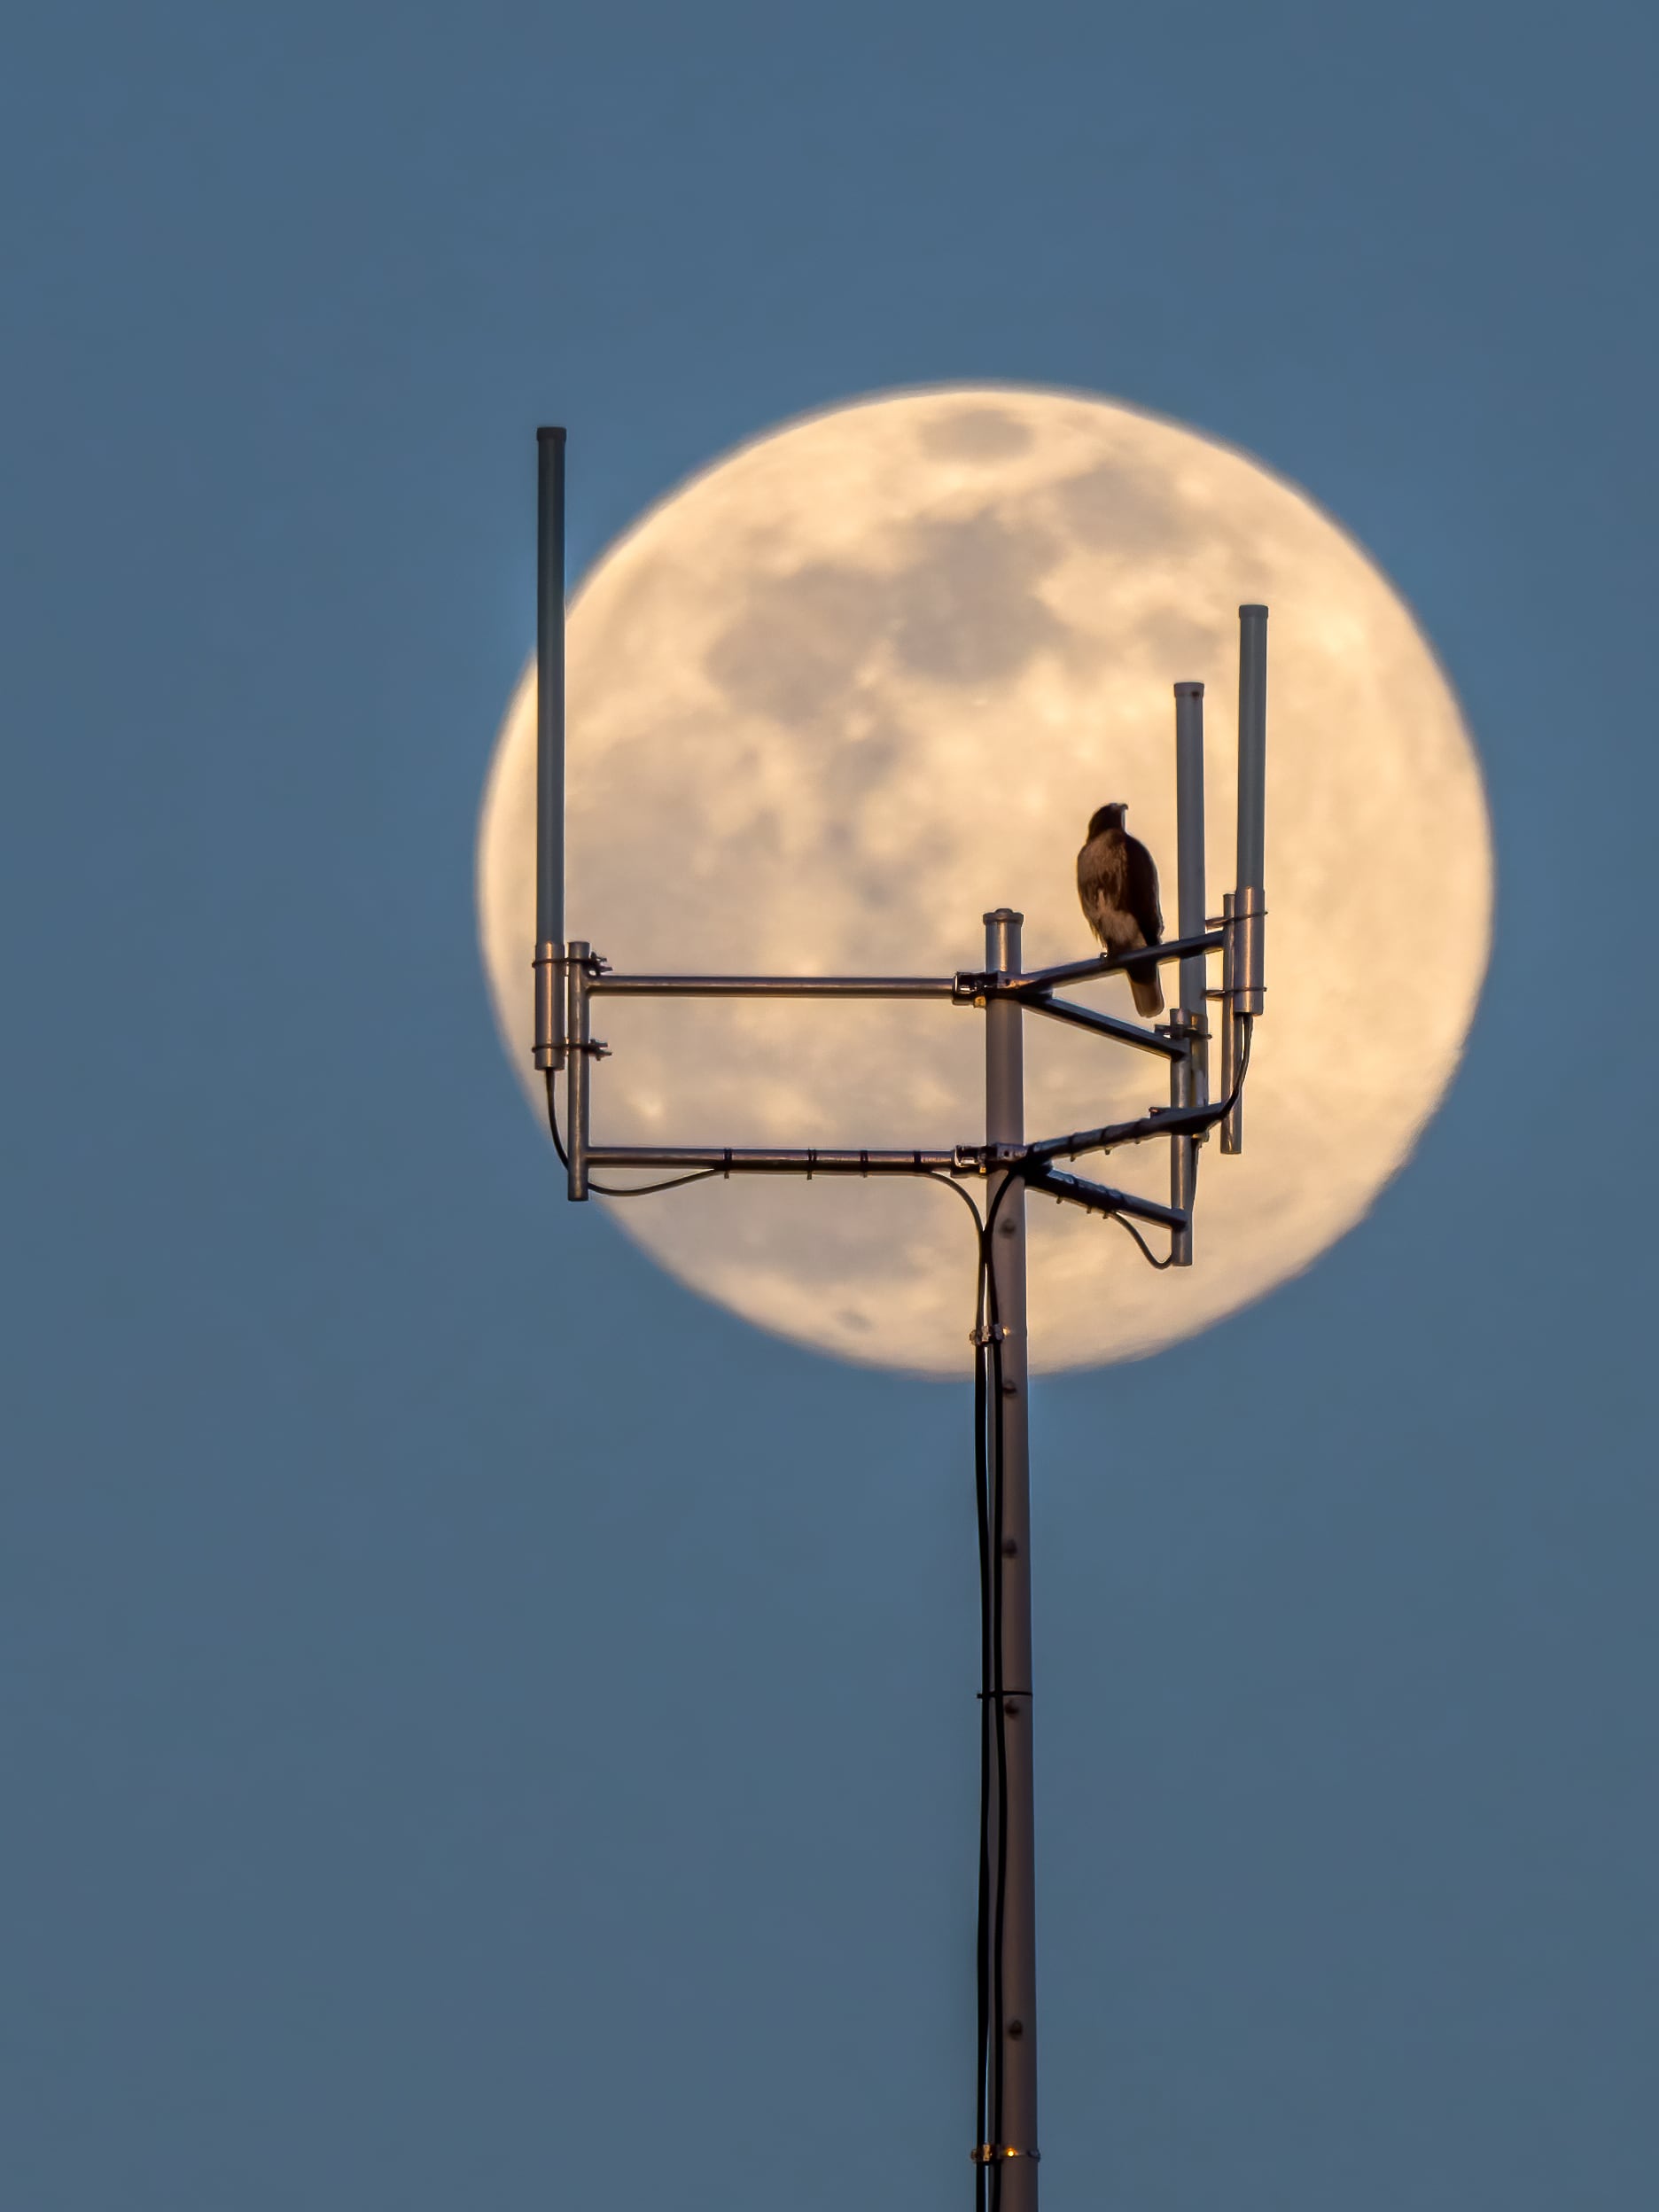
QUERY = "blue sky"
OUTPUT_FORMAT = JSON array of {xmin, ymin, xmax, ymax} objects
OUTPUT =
[{"xmin": 3, "ymin": 4, "xmax": 1655, "ymax": 2208}]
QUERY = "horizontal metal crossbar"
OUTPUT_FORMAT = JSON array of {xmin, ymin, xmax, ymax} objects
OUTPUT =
[
  {"xmin": 584, "ymin": 1097, "xmax": 1213, "ymax": 1181},
  {"xmin": 588, "ymin": 973, "xmax": 957, "ymax": 1000},
  {"xmin": 582, "ymin": 965, "xmax": 1196, "ymax": 1071},
  {"xmin": 584, "ymin": 1144, "xmax": 963, "ymax": 1176}
]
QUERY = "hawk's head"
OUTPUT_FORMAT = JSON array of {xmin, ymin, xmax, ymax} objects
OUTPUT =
[{"xmin": 1087, "ymin": 802, "xmax": 1128, "ymax": 839}]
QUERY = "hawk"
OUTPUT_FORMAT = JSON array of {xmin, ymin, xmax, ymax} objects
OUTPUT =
[{"xmin": 1076, "ymin": 802, "xmax": 1164, "ymax": 1016}]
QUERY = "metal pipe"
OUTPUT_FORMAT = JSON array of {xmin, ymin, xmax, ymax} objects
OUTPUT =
[
  {"xmin": 588, "ymin": 1102, "xmax": 1237, "ymax": 1176},
  {"xmin": 1026, "ymin": 1098, "xmax": 1221, "ymax": 1168},
  {"xmin": 534, "ymin": 427, "xmax": 568, "ymax": 1072},
  {"xmin": 983, "ymin": 907, "xmax": 1039, "ymax": 2206},
  {"xmin": 1010, "ymin": 930, "xmax": 1224, "ymax": 998},
  {"xmin": 1026, "ymin": 1165, "xmax": 1188, "ymax": 1234},
  {"xmin": 566, "ymin": 938, "xmax": 590, "ymax": 1201},
  {"xmin": 1171, "ymin": 682, "xmax": 1209, "ymax": 1265},
  {"xmin": 589, "ymin": 973, "xmax": 957, "ymax": 1000},
  {"xmin": 1020, "ymin": 994, "xmax": 1185, "ymax": 1060},
  {"xmin": 1167, "ymin": 1009, "xmax": 1203, "ymax": 1266},
  {"xmin": 1220, "ymin": 892, "xmax": 1242, "ymax": 1154},
  {"xmin": 583, "ymin": 1145, "xmax": 962, "ymax": 1175},
  {"xmin": 1235, "ymin": 604, "xmax": 1267, "ymax": 1018},
  {"xmin": 1175, "ymin": 682, "xmax": 1208, "ymax": 1019}
]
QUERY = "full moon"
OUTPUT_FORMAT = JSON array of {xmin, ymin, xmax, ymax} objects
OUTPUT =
[{"xmin": 478, "ymin": 386, "xmax": 1492, "ymax": 1375}]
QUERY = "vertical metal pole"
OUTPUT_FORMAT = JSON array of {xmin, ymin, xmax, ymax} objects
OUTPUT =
[
  {"xmin": 1169, "ymin": 683, "xmax": 1208, "ymax": 1264},
  {"xmin": 1235, "ymin": 604, "xmax": 1268, "ymax": 1019},
  {"xmin": 566, "ymin": 939, "xmax": 590, "ymax": 1202},
  {"xmin": 534, "ymin": 426, "xmax": 568, "ymax": 1073},
  {"xmin": 1219, "ymin": 891, "xmax": 1242, "ymax": 1154},
  {"xmin": 1168, "ymin": 1032, "xmax": 1197, "ymax": 1263},
  {"xmin": 1223, "ymin": 605, "xmax": 1267, "ymax": 1154},
  {"xmin": 1175, "ymin": 682, "xmax": 1208, "ymax": 1023},
  {"xmin": 984, "ymin": 908, "xmax": 1039, "ymax": 2205}
]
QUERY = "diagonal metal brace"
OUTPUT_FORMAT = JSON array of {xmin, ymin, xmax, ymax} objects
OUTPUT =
[
  {"xmin": 1026, "ymin": 1164, "xmax": 1188, "ymax": 1234},
  {"xmin": 953, "ymin": 976, "xmax": 1196, "ymax": 1060},
  {"xmin": 1025, "ymin": 1098, "xmax": 1226, "ymax": 1168},
  {"xmin": 1022, "ymin": 993, "xmax": 1185, "ymax": 1058}
]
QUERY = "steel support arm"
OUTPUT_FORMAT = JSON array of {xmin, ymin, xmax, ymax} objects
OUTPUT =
[
  {"xmin": 1025, "ymin": 1099, "xmax": 1224, "ymax": 1168},
  {"xmin": 1026, "ymin": 1165, "xmax": 1188, "ymax": 1234},
  {"xmin": 589, "ymin": 973, "xmax": 958, "ymax": 1001},
  {"xmin": 1020, "ymin": 994, "xmax": 1185, "ymax": 1060},
  {"xmin": 583, "ymin": 1143, "xmax": 964, "ymax": 1176},
  {"xmin": 996, "ymin": 929, "xmax": 1226, "ymax": 1000}
]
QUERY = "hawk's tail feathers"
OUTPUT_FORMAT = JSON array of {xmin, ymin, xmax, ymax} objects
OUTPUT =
[{"xmin": 1128, "ymin": 960, "xmax": 1164, "ymax": 1018}]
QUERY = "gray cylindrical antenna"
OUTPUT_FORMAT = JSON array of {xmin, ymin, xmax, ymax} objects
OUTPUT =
[
  {"xmin": 1174, "ymin": 682, "xmax": 1207, "ymax": 1016},
  {"xmin": 1169, "ymin": 682, "xmax": 1208, "ymax": 1261},
  {"xmin": 533, "ymin": 426, "xmax": 568, "ymax": 1072},
  {"xmin": 1234, "ymin": 604, "xmax": 1268, "ymax": 1018}
]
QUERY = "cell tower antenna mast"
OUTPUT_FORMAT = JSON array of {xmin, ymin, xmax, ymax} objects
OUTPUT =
[
  {"xmin": 982, "ymin": 903, "xmax": 1039, "ymax": 2200},
  {"xmin": 530, "ymin": 430, "xmax": 1266, "ymax": 2208}
]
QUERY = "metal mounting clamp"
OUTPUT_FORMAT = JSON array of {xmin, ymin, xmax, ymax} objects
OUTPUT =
[{"xmin": 970, "ymin": 2145, "xmax": 1040, "ymax": 2164}]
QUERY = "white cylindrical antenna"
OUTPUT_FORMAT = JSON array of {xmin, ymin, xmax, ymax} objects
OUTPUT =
[
  {"xmin": 534, "ymin": 426, "xmax": 567, "ymax": 1072},
  {"xmin": 1234, "ymin": 604, "xmax": 1268, "ymax": 1018}
]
